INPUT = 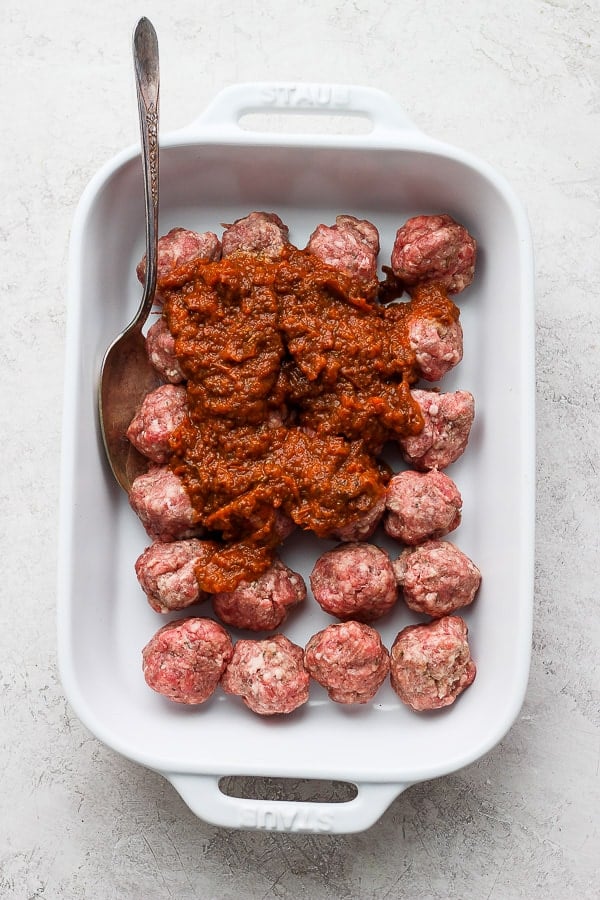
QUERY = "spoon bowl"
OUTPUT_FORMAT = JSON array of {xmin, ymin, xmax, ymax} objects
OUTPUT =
[{"xmin": 98, "ymin": 17, "xmax": 162, "ymax": 492}]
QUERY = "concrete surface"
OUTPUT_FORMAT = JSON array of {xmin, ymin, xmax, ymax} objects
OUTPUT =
[{"xmin": 1, "ymin": 0, "xmax": 598, "ymax": 897}]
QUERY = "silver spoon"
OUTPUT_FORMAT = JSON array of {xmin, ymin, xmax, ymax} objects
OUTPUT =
[{"xmin": 98, "ymin": 17, "xmax": 163, "ymax": 492}]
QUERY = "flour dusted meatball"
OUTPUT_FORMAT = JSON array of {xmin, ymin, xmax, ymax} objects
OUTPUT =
[
  {"xmin": 407, "ymin": 283, "xmax": 463, "ymax": 381},
  {"xmin": 390, "ymin": 615, "xmax": 476, "ymax": 711},
  {"xmin": 384, "ymin": 469, "xmax": 462, "ymax": 545},
  {"xmin": 137, "ymin": 227, "xmax": 222, "ymax": 302},
  {"xmin": 329, "ymin": 495, "xmax": 385, "ymax": 542},
  {"xmin": 212, "ymin": 559, "xmax": 306, "ymax": 632},
  {"xmin": 129, "ymin": 466, "xmax": 201, "ymax": 542},
  {"xmin": 221, "ymin": 211, "xmax": 290, "ymax": 258},
  {"xmin": 126, "ymin": 384, "xmax": 188, "ymax": 464},
  {"xmin": 142, "ymin": 617, "xmax": 233, "ymax": 704},
  {"xmin": 304, "ymin": 621, "xmax": 390, "ymax": 704},
  {"xmin": 391, "ymin": 214, "xmax": 476, "ymax": 294},
  {"xmin": 221, "ymin": 634, "xmax": 309, "ymax": 715},
  {"xmin": 145, "ymin": 317, "xmax": 184, "ymax": 384},
  {"xmin": 393, "ymin": 539, "xmax": 481, "ymax": 617},
  {"xmin": 306, "ymin": 215, "xmax": 380, "ymax": 284},
  {"xmin": 310, "ymin": 542, "xmax": 397, "ymax": 622},
  {"xmin": 398, "ymin": 389, "xmax": 475, "ymax": 470},
  {"xmin": 135, "ymin": 539, "xmax": 211, "ymax": 613}
]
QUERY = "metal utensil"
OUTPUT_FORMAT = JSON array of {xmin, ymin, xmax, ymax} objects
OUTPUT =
[{"xmin": 98, "ymin": 17, "xmax": 163, "ymax": 491}]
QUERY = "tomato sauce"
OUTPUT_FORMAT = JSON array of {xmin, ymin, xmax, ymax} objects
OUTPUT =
[{"xmin": 159, "ymin": 247, "xmax": 459, "ymax": 590}]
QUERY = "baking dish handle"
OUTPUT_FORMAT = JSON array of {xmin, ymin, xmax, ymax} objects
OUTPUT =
[
  {"xmin": 166, "ymin": 773, "xmax": 408, "ymax": 834},
  {"xmin": 178, "ymin": 81, "xmax": 422, "ymax": 139}
]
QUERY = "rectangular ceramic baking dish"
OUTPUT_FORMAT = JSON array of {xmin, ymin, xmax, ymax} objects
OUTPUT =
[{"xmin": 58, "ymin": 82, "xmax": 535, "ymax": 834}]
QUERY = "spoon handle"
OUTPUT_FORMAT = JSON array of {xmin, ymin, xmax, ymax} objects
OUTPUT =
[{"xmin": 133, "ymin": 17, "xmax": 160, "ymax": 328}]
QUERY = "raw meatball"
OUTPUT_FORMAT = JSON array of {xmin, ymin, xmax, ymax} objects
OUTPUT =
[
  {"xmin": 310, "ymin": 542, "xmax": 397, "ymax": 622},
  {"xmin": 384, "ymin": 469, "xmax": 462, "ymax": 545},
  {"xmin": 145, "ymin": 317, "xmax": 184, "ymax": 384},
  {"xmin": 212, "ymin": 559, "xmax": 306, "ymax": 631},
  {"xmin": 408, "ymin": 284, "xmax": 463, "ymax": 381},
  {"xmin": 273, "ymin": 509, "xmax": 297, "ymax": 542},
  {"xmin": 142, "ymin": 617, "xmax": 233, "ymax": 704},
  {"xmin": 304, "ymin": 621, "xmax": 390, "ymax": 704},
  {"xmin": 409, "ymin": 315, "xmax": 463, "ymax": 382},
  {"xmin": 221, "ymin": 211, "xmax": 290, "ymax": 258},
  {"xmin": 221, "ymin": 634, "xmax": 309, "ymax": 715},
  {"xmin": 306, "ymin": 214, "xmax": 380, "ymax": 283},
  {"xmin": 137, "ymin": 227, "xmax": 222, "ymax": 302},
  {"xmin": 126, "ymin": 383, "xmax": 188, "ymax": 464},
  {"xmin": 129, "ymin": 466, "xmax": 201, "ymax": 542},
  {"xmin": 390, "ymin": 615, "xmax": 476, "ymax": 711},
  {"xmin": 329, "ymin": 495, "xmax": 385, "ymax": 542},
  {"xmin": 393, "ymin": 539, "xmax": 481, "ymax": 617},
  {"xmin": 391, "ymin": 214, "xmax": 477, "ymax": 294},
  {"xmin": 398, "ymin": 389, "xmax": 475, "ymax": 471},
  {"xmin": 135, "ymin": 539, "xmax": 210, "ymax": 613}
]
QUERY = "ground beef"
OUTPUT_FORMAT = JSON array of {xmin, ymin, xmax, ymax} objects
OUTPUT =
[
  {"xmin": 212, "ymin": 559, "xmax": 306, "ymax": 631},
  {"xmin": 304, "ymin": 621, "xmax": 390, "ymax": 704},
  {"xmin": 398, "ymin": 389, "xmax": 475, "ymax": 470},
  {"xmin": 134, "ymin": 539, "xmax": 209, "ymax": 613},
  {"xmin": 126, "ymin": 384, "xmax": 188, "ymax": 464},
  {"xmin": 408, "ymin": 314, "xmax": 463, "ymax": 382},
  {"xmin": 129, "ymin": 466, "xmax": 202, "ymax": 542},
  {"xmin": 137, "ymin": 227, "xmax": 222, "ymax": 302},
  {"xmin": 384, "ymin": 469, "xmax": 462, "ymax": 545},
  {"xmin": 391, "ymin": 214, "xmax": 476, "ymax": 294},
  {"xmin": 305, "ymin": 214, "xmax": 380, "ymax": 285},
  {"xmin": 310, "ymin": 542, "xmax": 398, "ymax": 622},
  {"xmin": 142, "ymin": 616, "xmax": 233, "ymax": 704},
  {"xmin": 328, "ymin": 495, "xmax": 385, "ymax": 542},
  {"xmin": 389, "ymin": 615, "xmax": 476, "ymax": 711},
  {"xmin": 221, "ymin": 634, "xmax": 310, "ymax": 715},
  {"xmin": 393, "ymin": 539, "xmax": 481, "ymax": 617},
  {"xmin": 145, "ymin": 317, "xmax": 185, "ymax": 383},
  {"xmin": 273, "ymin": 510, "xmax": 297, "ymax": 542},
  {"xmin": 221, "ymin": 211, "xmax": 290, "ymax": 258}
]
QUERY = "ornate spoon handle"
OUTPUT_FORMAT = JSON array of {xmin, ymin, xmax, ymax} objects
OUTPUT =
[{"xmin": 132, "ymin": 17, "xmax": 160, "ymax": 330}]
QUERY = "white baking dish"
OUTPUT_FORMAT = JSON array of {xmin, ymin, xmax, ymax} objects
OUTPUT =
[{"xmin": 58, "ymin": 82, "xmax": 535, "ymax": 834}]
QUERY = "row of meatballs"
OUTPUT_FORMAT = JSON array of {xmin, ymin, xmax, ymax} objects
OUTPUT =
[
  {"xmin": 128, "ymin": 388, "xmax": 475, "ymax": 545},
  {"xmin": 137, "ymin": 210, "xmax": 475, "ymax": 390},
  {"xmin": 135, "ymin": 469, "xmax": 480, "ymax": 626},
  {"xmin": 142, "ymin": 614, "xmax": 476, "ymax": 714}
]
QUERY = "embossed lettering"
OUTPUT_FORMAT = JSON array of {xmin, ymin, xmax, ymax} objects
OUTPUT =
[
  {"xmin": 279, "ymin": 809, "xmax": 298, "ymax": 830},
  {"xmin": 238, "ymin": 805, "xmax": 335, "ymax": 832},
  {"xmin": 258, "ymin": 84, "xmax": 351, "ymax": 111},
  {"xmin": 260, "ymin": 85, "xmax": 278, "ymax": 105},
  {"xmin": 317, "ymin": 813, "xmax": 334, "ymax": 831},
  {"xmin": 263, "ymin": 810, "xmax": 279, "ymax": 830}
]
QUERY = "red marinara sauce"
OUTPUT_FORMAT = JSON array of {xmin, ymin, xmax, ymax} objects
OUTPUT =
[{"xmin": 158, "ymin": 246, "xmax": 459, "ymax": 591}]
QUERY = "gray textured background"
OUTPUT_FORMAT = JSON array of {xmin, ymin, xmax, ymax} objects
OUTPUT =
[{"xmin": 1, "ymin": 0, "xmax": 598, "ymax": 897}]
